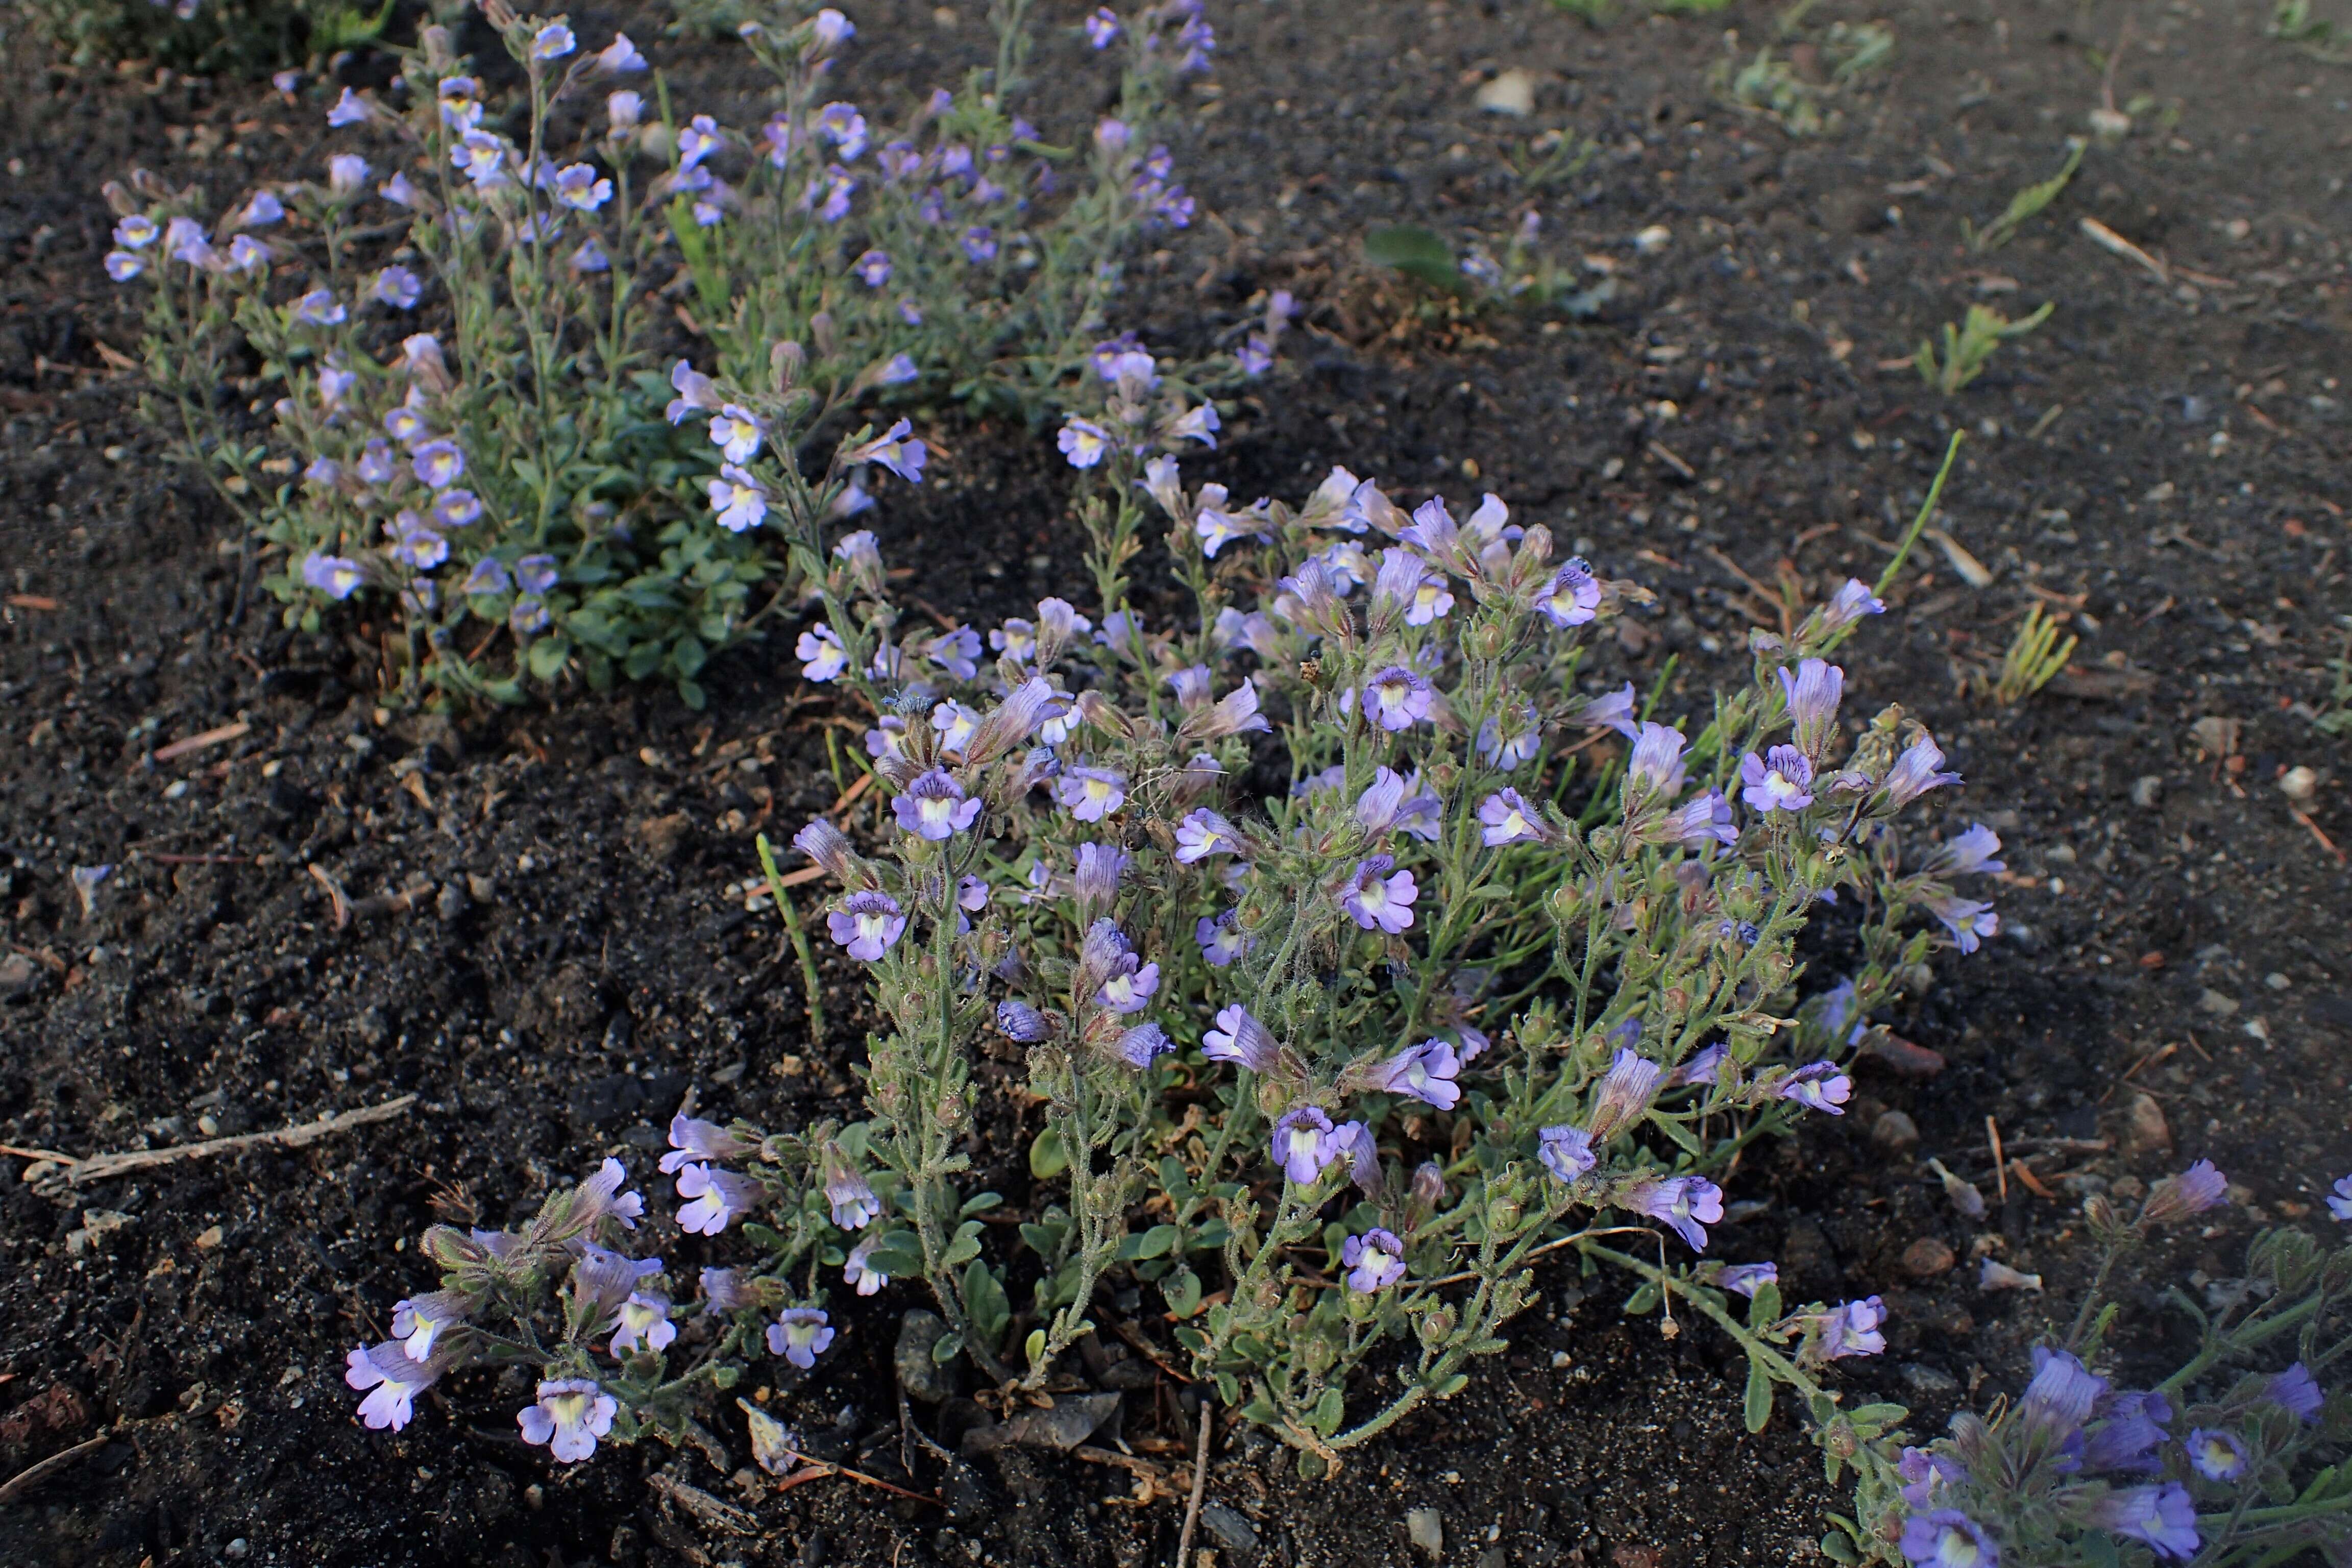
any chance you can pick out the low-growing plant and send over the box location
[9,0,379,73]
[1365,215,1615,317]
[103,0,1250,706]
[1963,140,2087,254]
[1914,302,2054,397]
[1712,7,1893,136]
[344,397,2028,1479]
[1988,601,2078,705]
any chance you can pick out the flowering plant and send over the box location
[15,0,333,73]
[106,0,1252,705]
[1800,1163,2352,1566]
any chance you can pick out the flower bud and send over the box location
[1418,1308,1455,1345]
[810,310,838,358]
[1410,1161,1445,1208]
[422,24,456,69]
[771,339,805,391]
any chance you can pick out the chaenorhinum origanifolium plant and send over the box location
[103,0,1253,706]
[347,421,2024,1480]
[1797,1162,2352,1566]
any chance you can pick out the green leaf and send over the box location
[1743,1355,1773,1433]
[930,1331,965,1365]
[1134,1224,1181,1260]
[1018,1222,1066,1258]
[740,1222,790,1254]
[942,1231,982,1268]
[1818,1531,1858,1565]
[866,1237,927,1278]
[964,1260,1011,1347]
[1433,1374,1469,1398]
[1029,1129,1069,1180]
[1163,1266,1204,1319]
[1746,1281,1783,1328]
[1024,1328,1047,1369]
[525,635,571,681]
[1311,1387,1345,1436]
[958,1191,1003,1217]
[1363,224,1463,292]
[1622,1281,1661,1315]
[676,677,706,710]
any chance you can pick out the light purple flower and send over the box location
[2143,1159,2231,1224]
[114,213,159,250]
[813,102,868,160]
[1056,416,1111,469]
[1627,1175,1723,1251]
[1371,1040,1461,1110]
[997,1001,1050,1043]
[707,464,769,532]
[1116,1022,1173,1068]
[1538,560,1601,628]
[369,265,422,309]
[609,1293,675,1355]
[893,769,983,840]
[453,131,510,188]
[596,32,647,74]
[2022,1345,2107,1433]
[675,1163,760,1235]
[1588,1048,1664,1140]
[552,163,612,211]
[411,438,465,489]
[1667,790,1738,848]
[1476,704,1541,770]
[434,489,483,529]
[798,624,848,681]
[1884,735,1962,806]
[520,1379,616,1463]
[1340,854,1417,934]
[1094,945,1160,1015]
[327,88,369,128]
[1195,909,1247,967]
[1203,1006,1276,1072]
[2266,1364,2322,1424]
[390,1290,472,1361]
[2331,1174,2352,1221]
[709,404,766,464]
[1342,1229,1406,1293]
[105,250,146,281]
[461,557,509,596]
[659,1116,749,1175]
[531,22,576,60]
[293,288,347,327]
[1717,1263,1778,1297]
[1479,788,1549,847]
[1627,722,1687,795]
[1778,1062,1852,1115]
[2086,1483,2200,1559]
[847,419,926,483]
[1821,578,1885,631]
[843,1238,888,1296]
[1927,824,2006,878]
[824,1163,880,1231]
[827,891,905,961]
[1057,766,1127,823]
[1084,6,1121,46]
[1812,1297,1888,1360]
[1361,666,1434,732]
[1537,1124,1597,1182]
[1740,745,1815,813]
[1237,336,1273,376]
[701,1267,751,1313]
[1167,403,1220,449]
[1926,895,1998,954]
[1272,1107,1340,1185]
[345,1341,439,1430]
[327,153,370,195]
[1899,1510,1999,1568]
[1778,659,1843,756]
[2186,1427,2249,1483]
[811,8,854,50]
[962,225,997,263]
[2085,1389,2174,1472]
[1174,808,1240,863]
[302,552,363,599]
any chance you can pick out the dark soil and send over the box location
[4,0,2349,1564]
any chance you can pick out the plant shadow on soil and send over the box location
[2,0,2348,1564]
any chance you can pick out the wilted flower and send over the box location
[1587,1048,1664,1141]
[1537,1124,1596,1182]
[2084,1389,2173,1472]
[1627,723,1687,795]
[828,891,906,961]
[2085,1484,2200,1559]
[1115,1022,1173,1068]
[520,1379,615,1462]
[768,1308,835,1368]
[2142,1159,2228,1224]
[1342,1229,1407,1293]
[997,1000,1050,1043]
[2266,1364,2322,1424]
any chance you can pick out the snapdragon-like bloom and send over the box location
[453,130,509,187]
[1717,1263,1778,1297]
[1479,788,1549,847]
[1538,560,1601,628]
[1093,943,1160,1015]
[1057,766,1127,823]
[345,1341,440,1430]
[677,113,722,169]
[1056,415,1111,469]
[293,288,347,327]
[2142,1159,2230,1223]
[892,769,983,840]
[609,1293,675,1355]
[462,557,510,596]
[519,1379,614,1464]
[1811,1296,1888,1359]
[1821,577,1886,631]
[843,1238,887,1295]
[996,1001,1050,1044]
[707,464,769,532]
[961,225,997,262]
[2087,1483,2200,1559]
[1536,1124,1597,1182]
[227,236,268,275]
[1195,909,1247,967]
[824,1163,880,1231]
[847,419,926,482]
[390,1290,472,1361]
[1588,1048,1664,1140]
[1172,808,1242,864]
[1341,855,1417,934]
[2267,1363,2322,1423]
[1925,895,1998,953]
[659,1116,749,1177]
[674,1163,760,1235]
[435,490,484,529]
[1627,1175,1723,1251]
[1084,6,1121,46]
[2186,1427,2249,1483]
[1927,823,2006,878]
[797,624,848,681]
[1778,658,1843,755]
[1669,790,1739,848]
[2022,1345,2106,1434]
[1342,1229,1407,1293]
[114,213,159,250]
[2084,1389,2174,1472]
[1740,745,1816,813]
[811,8,855,49]
[1884,734,1962,806]
[1361,665,1434,731]
[1272,1108,1341,1185]
[105,249,146,281]
[827,891,905,961]
[1778,1061,1852,1115]
[1627,722,1687,795]
[1116,1022,1173,1068]
[1899,1510,1999,1568]
[1476,703,1541,770]
[411,439,465,490]
[709,404,765,463]
[1203,1006,1276,1072]
[302,552,363,600]
[766,1307,836,1369]
[531,22,576,59]
[1373,1040,1461,1110]
[552,163,613,211]
[369,265,422,309]
[2331,1173,2352,1220]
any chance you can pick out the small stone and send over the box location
[2130,775,2164,810]
[225,1541,250,1561]
[2279,765,2319,803]
[355,1007,393,1047]
[1474,68,1536,115]
[1405,1506,1444,1559]
[635,812,691,863]
[2121,1091,2171,1156]
[0,951,42,1000]
[1870,1110,1920,1148]
[2196,989,2238,1017]
[895,1310,955,1404]
[2265,972,2292,991]
[1200,1502,1262,1558]
[1900,1362,1960,1394]
[1632,224,1671,255]
[466,873,497,903]
[1900,1237,1956,1278]
[436,880,471,922]
[195,1225,225,1249]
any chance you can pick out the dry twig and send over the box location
[13,1096,416,1191]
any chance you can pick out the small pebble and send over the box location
[2130,775,2164,810]
[2278,765,2318,803]
[1870,1110,1920,1149]
[2121,1093,2171,1156]
[1900,1237,1957,1278]
[1200,1502,1262,1557]
[1900,1363,1960,1394]
[1406,1506,1444,1559]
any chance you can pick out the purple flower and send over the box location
[1927,824,2006,877]
[1537,1124,1597,1182]
[1173,808,1240,864]
[1340,854,1417,934]
[707,404,766,465]
[1057,416,1111,469]
[892,769,983,840]
[1371,1040,1461,1110]
[852,247,892,287]
[659,1114,750,1174]
[390,1290,473,1361]
[1740,745,1816,813]
[105,250,146,281]
[370,265,422,308]
[452,131,510,188]
[1361,666,1434,731]
[530,22,576,60]
[1538,560,1601,628]
[1084,6,1121,46]
[1778,658,1843,755]
[1671,1044,1728,1088]
[293,288,347,326]
[1821,578,1886,631]
[707,464,769,532]
[1899,1510,1999,1568]
[1094,943,1160,1015]
[1272,1107,1341,1185]
[345,1341,440,1430]
[797,624,848,682]
[327,88,369,128]
[1778,1061,1852,1115]
[520,1379,615,1463]
[1588,1048,1664,1140]
[1627,722,1687,795]
[2186,1427,2250,1483]
[1717,1263,1778,1297]
[767,1308,836,1369]
[1479,789,1549,847]
[596,32,647,74]
[813,102,868,160]
[700,1266,751,1313]
[847,420,926,483]
[1667,790,1738,848]
[993,1000,1051,1046]
[1884,735,1962,806]
[1627,1175,1724,1251]
[411,438,465,490]
[1167,403,1220,449]
[962,225,997,263]
[1898,1447,1967,1509]
[1238,337,1273,376]
[2143,1159,2230,1224]
[114,213,159,250]
[2331,1173,2352,1221]
[1057,766,1127,822]
[302,552,363,600]
[2266,1363,2322,1423]
[1925,895,1999,954]
[462,557,509,596]
[2087,1483,2200,1560]
[824,1163,880,1231]
[2085,1389,2174,1472]
[843,1238,888,1296]
[1203,1006,1276,1072]
[1115,1022,1173,1068]
[1342,1229,1407,1293]
[675,1163,761,1235]
[2022,1346,2108,1434]
[609,1292,676,1356]
[811,8,854,50]
[1475,703,1540,770]
[1195,909,1247,967]
[827,891,906,961]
